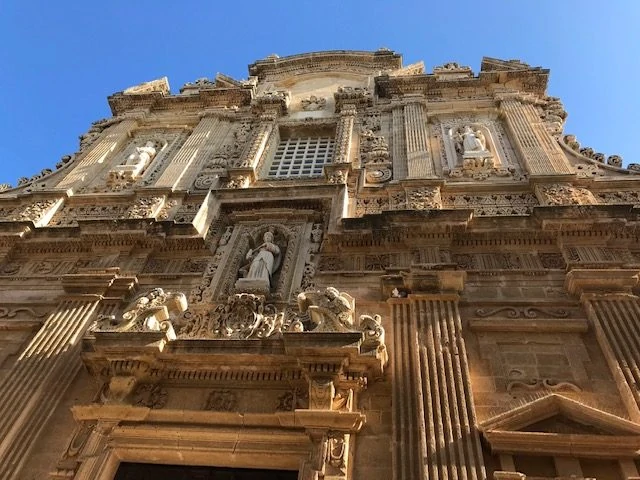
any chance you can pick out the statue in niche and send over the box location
[123,141,158,168]
[235,230,282,294]
[447,125,499,178]
[109,140,162,182]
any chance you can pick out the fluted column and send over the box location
[0,271,137,480]
[392,104,408,179]
[334,105,356,164]
[500,97,573,175]
[404,101,436,178]
[57,118,139,189]
[390,271,485,480]
[157,115,231,189]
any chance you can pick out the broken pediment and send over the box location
[481,394,640,457]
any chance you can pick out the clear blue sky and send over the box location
[1,1,638,185]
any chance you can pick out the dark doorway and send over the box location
[114,463,298,480]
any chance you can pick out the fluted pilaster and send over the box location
[500,98,572,175]
[404,102,435,178]
[157,115,231,189]
[0,272,136,480]
[391,288,485,479]
[567,269,640,422]
[392,105,407,179]
[57,119,139,189]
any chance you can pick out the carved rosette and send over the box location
[300,95,327,111]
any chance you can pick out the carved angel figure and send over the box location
[93,287,187,337]
[297,287,355,331]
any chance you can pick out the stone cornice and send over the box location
[108,87,253,117]
[375,62,549,99]
[248,49,402,81]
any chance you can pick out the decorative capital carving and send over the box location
[251,90,290,115]
[334,86,372,112]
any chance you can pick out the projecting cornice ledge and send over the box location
[342,208,473,234]
[565,269,640,297]
[532,204,640,232]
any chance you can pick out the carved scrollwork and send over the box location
[474,306,570,318]
[507,378,581,394]
[179,293,288,339]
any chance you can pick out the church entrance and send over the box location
[114,463,298,480]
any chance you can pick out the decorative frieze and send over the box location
[535,183,597,206]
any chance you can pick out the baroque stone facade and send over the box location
[1,49,640,480]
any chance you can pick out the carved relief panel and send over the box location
[82,130,188,193]
[432,115,524,181]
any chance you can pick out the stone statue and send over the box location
[235,230,282,294]
[297,287,355,332]
[246,231,281,283]
[124,141,158,169]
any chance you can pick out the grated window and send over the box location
[267,137,335,178]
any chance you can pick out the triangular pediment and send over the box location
[481,394,640,436]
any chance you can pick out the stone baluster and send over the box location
[403,101,436,178]
[334,105,357,164]
[0,271,137,480]
[566,269,640,422]
[156,114,232,190]
[392,104,408,179]
[56,118,139,189]
[389,270,485,480]
[499,97,573,176]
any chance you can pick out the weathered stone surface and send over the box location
[1,50,640,479]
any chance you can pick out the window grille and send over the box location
[267,137,335,178]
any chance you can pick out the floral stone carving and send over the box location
[301,95,327,111]
[179,293,287,339]
[536,183,597,206]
